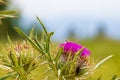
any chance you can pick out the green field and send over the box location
[79,38,120,80]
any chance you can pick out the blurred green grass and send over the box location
[0,38,120,80]
[79,39,120,80]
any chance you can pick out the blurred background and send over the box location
[1,0,120,41]
[0,0,120,79]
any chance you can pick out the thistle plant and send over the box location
[0,40,40,80]
[59,41,91,79]
[0,17,114,80]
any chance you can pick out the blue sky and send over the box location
[11,0,120,41]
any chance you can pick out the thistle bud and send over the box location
[59,41,91,77]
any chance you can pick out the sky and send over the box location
[11,0,120,41]
[13,0,120,18]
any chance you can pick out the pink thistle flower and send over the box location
[60,41,90,57]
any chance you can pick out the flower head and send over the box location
[60,41,90,57]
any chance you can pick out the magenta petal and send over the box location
[80,48,91,57]
[60,42,90,57]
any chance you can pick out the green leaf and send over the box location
[26,60,35,73]
[36,16,48,35]
[34,37,43,51]
[44,32,54,62]
[29,26,35,39]
[14,27,46,55]
[49,32,54,36]
[0,72,16,80]
[3,63,13,68]
[46,35,50,53]
[0,11,16,18]
[18,53,23,67]
[36,17,54,61]
[9,52,18,67]
[0,11,16,15]
[42,68,52,75]
[73,47,84,62]
[0,64,11,70]
[54,48,63,62]
[37,17,53,53]
[60,62,74,72]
